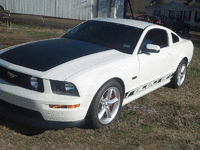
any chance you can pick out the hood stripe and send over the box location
[0,38,110,71]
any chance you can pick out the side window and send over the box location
[172,33,179,43]
[140,29,168,52]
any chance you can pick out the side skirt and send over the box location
[122,79,171,106]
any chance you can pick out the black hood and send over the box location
[0,38,110,71]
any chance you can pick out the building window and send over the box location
[184,11,191,21]
[154,10,161,16]
[195,11,200,22]
[170,11,182,20]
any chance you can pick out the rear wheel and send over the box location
[170,59,187,88]
[86,79,123,129]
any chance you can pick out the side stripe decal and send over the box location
[124,72,175,98]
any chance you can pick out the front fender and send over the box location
[66,56,139,112]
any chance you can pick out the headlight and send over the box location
[50,80,79,97]
[30,76,39,90]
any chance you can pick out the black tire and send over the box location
[0,5,4,18]
[170,59,187,88]
[86,79,123,129]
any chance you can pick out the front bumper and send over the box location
[0,78,87,129]
[0,99,85,129]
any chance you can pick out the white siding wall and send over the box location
[0,0,124,20]
[186,8,200,27]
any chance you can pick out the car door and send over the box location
[137,28,173,87]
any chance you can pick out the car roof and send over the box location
[91,18,157,29]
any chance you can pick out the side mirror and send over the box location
[146,44,160,53]
[66,28,72,33]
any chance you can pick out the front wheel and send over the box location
[86,79,123,129]
[170,59,187,88]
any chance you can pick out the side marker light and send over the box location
[49,104,80,109]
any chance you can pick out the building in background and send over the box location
[187,2,200,27]
[146,1,188,20]
[124,0,186,17]
[0,0,199,28]
[146,1,200,28]
[0,0,124,20]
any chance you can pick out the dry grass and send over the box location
[0,23,65,49]
[0,22,200,150]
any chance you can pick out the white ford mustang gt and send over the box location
[0,18,193,129]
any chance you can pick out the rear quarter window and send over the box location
[172,33,179,43]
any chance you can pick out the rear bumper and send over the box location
[0,99,85,129]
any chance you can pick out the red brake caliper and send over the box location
[109,92,115,111]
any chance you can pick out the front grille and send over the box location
[0,65,44,92]
[0,99,44,120]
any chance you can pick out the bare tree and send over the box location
[123,0,134,19]
[151,0,164,5]
[184,0,193,5]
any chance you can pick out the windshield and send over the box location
[61,20,143,54]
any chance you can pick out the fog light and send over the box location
[30,76,39,89]
[49,104,80,109]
